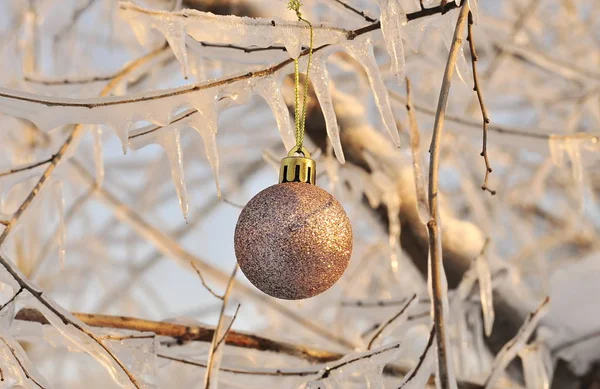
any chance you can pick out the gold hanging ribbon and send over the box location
[287,1,314,152]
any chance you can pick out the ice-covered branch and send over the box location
[484,297,550,389]
[0,254,142,387]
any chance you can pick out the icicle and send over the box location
[406,87,429,224]
[379,0,407,85]
[485,297,550,389]
[158,130,188,221]
[256,78,295,151]
[312,54,344,163]
[325,144,340,192]
[157,20,189,78]
[475,251,494,337]
[53,180,66,270]
[119,2,349,62]
[519,342,550,389]
[189,115,221,197]
[345,38,401,147]
[92,125,105,188]
[564,138,584,209]
[107,119,133,155]
[548,135,565,166]
[371,171,401,272]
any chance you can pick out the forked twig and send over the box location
[204,265,238,389]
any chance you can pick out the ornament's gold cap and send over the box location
[279,146,316,185]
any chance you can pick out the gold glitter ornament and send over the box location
[234,147,353,300]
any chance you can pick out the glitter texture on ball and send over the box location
[234,182,353,300]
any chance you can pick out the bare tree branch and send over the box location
[427,2,470,388]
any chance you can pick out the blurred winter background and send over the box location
[0,0,598,388]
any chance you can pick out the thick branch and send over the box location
[426,3,470,387]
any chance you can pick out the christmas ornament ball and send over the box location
[234,182,353,300]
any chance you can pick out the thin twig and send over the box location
[0,288,24,312]
[427,2,470,388]
[466,11,495,195]
[398,326,435,388]
[100,334,156,341]
[157,354,316,376]
[191,262,224,300]
[214,304,241,351]
[389,90,556,141]
[328,0,377,22]
[0,156,54,178]
[24,74,116,86]
[53,0,98,43]
[205,265,238,389]
[318,343,401,379]
[0,336,46,388]
[367,294,417,349]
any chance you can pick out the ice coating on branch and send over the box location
[519,342,551,389]
[548,134,600,210]
[0,327,48,389]
[129,108,221,199]
[157,130,189,220]
[378,0,407,85]
[0,284,16,329]
[204,314,234,389]
[346,38,400,147]
[119,2,349,63]
[92,126,105,187]
[155,20,189,78]
[484,297,550,389]
[256,77,295,151]
[475,249,494,337]
[426,221,457,389]
[312,54,345,163]
[53,179,66,269]
[0,82,228,194]
[29,295,147,388]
